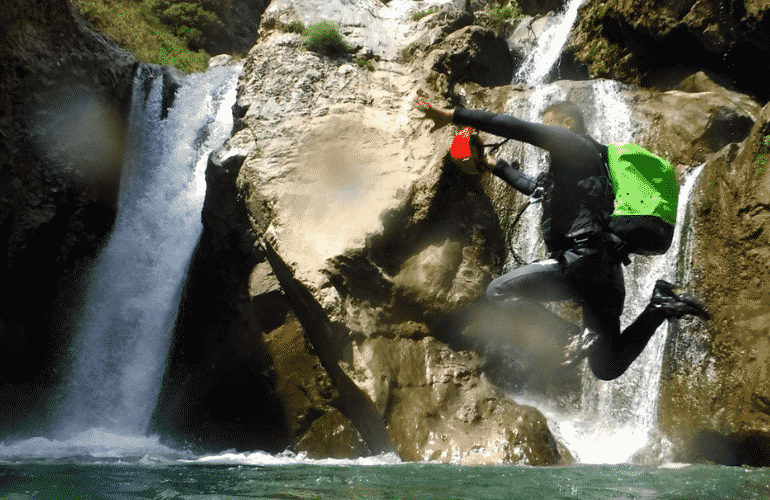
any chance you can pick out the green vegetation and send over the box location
[354,57,375,71]
[587,38,621,76]
[412,7,439,21]
[284,20,306,34]
[484,2,523,30]
[72,0,209,73]
[150,0,231,51]
[303,21,353,56]
[754,134,770,176]
[400,42,419,63]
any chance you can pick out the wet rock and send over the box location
[208,54,236,68]
[430,26,516,87]
[296,409,369,459]
[657,101,770,462]
[347,336,568,464]
[0,0,135,433]
[566,0,770,102]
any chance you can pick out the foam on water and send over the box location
[187,450,403,466]
[0,429,190,461]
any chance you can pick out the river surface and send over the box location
[2,458,769,499]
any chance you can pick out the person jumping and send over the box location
[417,98,709,381]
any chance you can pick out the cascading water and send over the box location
[554,81,703,463]
[492,0,707,464]
[513,0,587,85]
[48,63,240,443]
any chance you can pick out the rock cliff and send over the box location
[162,0,770,465]
[4,0,769,466]
[0,0,136,435]
[566,0,770,102]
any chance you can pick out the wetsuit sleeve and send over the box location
[453,108,597,177]
[492,159,537,196]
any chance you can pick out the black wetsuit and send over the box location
[453,108,669,381]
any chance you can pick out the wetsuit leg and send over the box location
[486,258,575,302]
[571,249,669,381]
[483,259,583,362]
[587,303,669,381]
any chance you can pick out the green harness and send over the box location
[606,144,678,226]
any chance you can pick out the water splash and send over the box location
[52,64,240,439]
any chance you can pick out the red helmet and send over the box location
[450,127,483,175]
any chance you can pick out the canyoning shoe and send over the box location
[651,280,711,320]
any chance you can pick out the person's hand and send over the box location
[416,98,453,131]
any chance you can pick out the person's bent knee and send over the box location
[588,352,625,381]
[485,279,506,301]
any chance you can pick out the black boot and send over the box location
[651,280,710,320]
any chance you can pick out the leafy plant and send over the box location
[150,0,225,50]
[284,20,306,34]
[484,1,523,30]
[354,57,374,71]
[412,7,439,21]
[303,21,353,55]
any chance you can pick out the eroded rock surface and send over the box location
[657,101,770,466]
[185,2,575,463]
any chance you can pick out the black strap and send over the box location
[483,138,511,155]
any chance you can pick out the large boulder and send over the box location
[151,132,367,455]
[0,0,136,435]
[189,3,574,462]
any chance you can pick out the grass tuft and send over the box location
[303,21,353,56]
[412,8,439,21]
[284,20,306,34]
[484,2,523,30]
[354,57,374,71]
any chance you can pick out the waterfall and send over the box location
[53,63,240,439]
[513,0,587,85]
[494,0,705,462]
[558,82,704,463]
[564,164,705,464]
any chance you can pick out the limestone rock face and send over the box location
[192,0,574,463]
[0,0,135,433]
[428,26,516,87]
[261,0,466,61]
[349,336,567,464]
[151,134,355,453]
[566,0,770,102]
[657,101,770,466]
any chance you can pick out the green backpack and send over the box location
[604,143,679,255]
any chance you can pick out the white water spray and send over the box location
[514,0,587,85]
[52,64,240,440]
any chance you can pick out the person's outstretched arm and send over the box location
[452,108,597,176]
[491,159,539,196]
